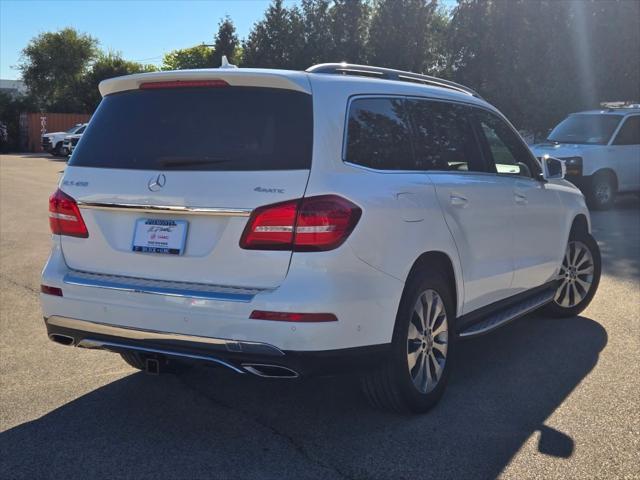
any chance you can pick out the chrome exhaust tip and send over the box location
[49,334,75,346]
[242,363,299,379]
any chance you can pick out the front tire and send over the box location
[587,172,616,210]
[49,142,62,157]
[544,230,601,318]
[360,268,455,413]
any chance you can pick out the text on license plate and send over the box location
[132,218,188,255]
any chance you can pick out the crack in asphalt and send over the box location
[0,275,39,296]
[174,375,357,480]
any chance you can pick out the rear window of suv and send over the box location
[70,87,313,170]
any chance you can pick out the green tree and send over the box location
[19,27,98,112]
[241,0,306,69]
[368,0,445,74]
[162,44,215,70]
[301,0,334,65]
[330,0,370,63]
[448,0,639,135]
[81,52,157,111]
[212,17,240,66]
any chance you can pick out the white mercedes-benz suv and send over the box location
[41,63,601,413]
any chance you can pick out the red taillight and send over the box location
[139,80,229,89]
[240,195,361,252]
[48,189,88,238]
[41,285,63,296]
[250,310,337,322]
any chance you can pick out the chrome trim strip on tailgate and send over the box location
[63,269,266,303]
[46,315,285,356]
[77,201,252,217]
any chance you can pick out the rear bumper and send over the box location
[44,315,390,377]
[41,237,404,352]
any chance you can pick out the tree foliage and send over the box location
[329,0,370,63]
[81,53,157,111]
[212,17,240,66]
[8,1,640,138]
[242,0,306,68]
[368,0,441,73]
[448,0,640,134]
[162,44,215,70]
[19,28,98,112]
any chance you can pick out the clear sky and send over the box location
[0,0,299,80]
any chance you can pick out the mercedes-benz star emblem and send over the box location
[147,173,166,192]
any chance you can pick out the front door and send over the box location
[474,109,565,291]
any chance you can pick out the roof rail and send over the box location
[306,63,481,98]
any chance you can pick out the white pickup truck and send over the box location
[531,107,640,209]
[42,124,87,157]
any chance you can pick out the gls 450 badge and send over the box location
[62,180,89,187]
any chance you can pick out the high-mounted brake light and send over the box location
[240,195,361,251]
[139,80,229,89]
[49,189,88,238]
[250,310,337,322]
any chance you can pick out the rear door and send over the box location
[408,99,517,314]
[60,84,313,289]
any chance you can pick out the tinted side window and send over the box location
[613,116,640,145]
[345,98,414,170]
[475,110,537,178]
[409,100,483,172]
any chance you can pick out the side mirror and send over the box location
[541,155,565,180]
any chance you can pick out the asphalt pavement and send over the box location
[0,153,638,479]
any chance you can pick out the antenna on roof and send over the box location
[220,55,238,69]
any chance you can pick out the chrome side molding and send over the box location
[77,201,251,217]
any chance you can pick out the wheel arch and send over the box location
[406,251,459,317]
[570,213,590,236]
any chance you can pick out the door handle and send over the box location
[514,192,528,205]
[450,194,468,207]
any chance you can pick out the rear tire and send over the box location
[587,172,616,210]
[360,268,455,413]
[544,230,601,318]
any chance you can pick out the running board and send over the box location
[458,288,555,338]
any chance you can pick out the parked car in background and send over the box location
[42,124,87,157]
[531,107,640,209]
[41,64,600,413]
[0,121,7,150]
[61,132,83,157]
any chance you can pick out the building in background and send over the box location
[0,79,28,97]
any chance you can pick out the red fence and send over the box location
[20,113,91,152]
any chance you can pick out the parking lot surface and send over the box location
[1,153,638,479]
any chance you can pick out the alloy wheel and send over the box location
[555,241,595,308]
[407,289,449,394]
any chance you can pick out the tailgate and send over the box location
[59,83,313,289]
